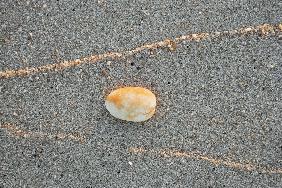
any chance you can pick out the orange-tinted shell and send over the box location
[105,87,156,122]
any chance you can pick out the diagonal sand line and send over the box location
[0,123,85,143]
[1,122,281,174]
[128,147,282,174]
[1,23,281,79]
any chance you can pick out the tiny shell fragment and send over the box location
[105,87,156,122]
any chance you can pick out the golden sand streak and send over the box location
[0,123,85,143]
[0,23,281,79]
[128,147,282,174]
[128,147,146,154]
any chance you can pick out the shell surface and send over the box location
[105,87,156,122]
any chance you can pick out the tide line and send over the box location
[0,123,85,143]
[0,23,281,79]
[128,147,282,174]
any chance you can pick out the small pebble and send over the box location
[105,87,156,122]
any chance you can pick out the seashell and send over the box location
[105,87,156,122]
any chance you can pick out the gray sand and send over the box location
[1,0,282,187]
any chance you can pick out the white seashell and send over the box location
[105,87,156,122]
